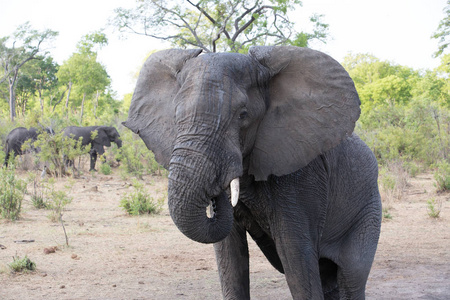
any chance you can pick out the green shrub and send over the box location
[43,178,73,222]
[120,180,163,215]
[0,165,27,220]
[27,171,48,209]
[427,198,443,218]
[118,130,165,179]
[434,160,450,192]
[34,131,89,177]
[8,255,36,273]
[382,207,393,220]
[99,161,112,175]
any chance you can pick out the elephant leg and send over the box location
[4,154,9,167]
[334,207,381,300]
[274,229,323,300]
[90,152,97,171]
[214,220,250,300]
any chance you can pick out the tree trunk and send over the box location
[65,81,72,110]
[8,71,18,122]
[39,86,44,114]
[80,92,86,124]
[94,90,99,118]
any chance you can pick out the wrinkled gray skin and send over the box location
[4,127,54,167]
[63,126,122,171]
[124,46,382,299]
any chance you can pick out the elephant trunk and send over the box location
[115,138,122,148]
[168,149,235,244]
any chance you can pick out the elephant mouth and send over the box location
[208,177,239,218]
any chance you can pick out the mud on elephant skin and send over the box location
[63,126,122,171]
[123,46,382,299]
[4,126,54,167]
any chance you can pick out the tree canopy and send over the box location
[0,22,58,121]
[432,0,450,57]
[110,0,329,53]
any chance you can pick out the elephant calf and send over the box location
[63,126,122,171]
[4,127,54,167]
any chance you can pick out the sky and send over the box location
[0,0,447,99]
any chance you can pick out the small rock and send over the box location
[44,246,57,254]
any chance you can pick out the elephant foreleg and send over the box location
[90,152,97,171]
[214,221,250,300]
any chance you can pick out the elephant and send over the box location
[123,46,382,299]
[62,126,122,171]
[4,127,54,167]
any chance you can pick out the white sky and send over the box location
[0,0,447,99]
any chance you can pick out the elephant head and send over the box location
[123,46,360,244]
[92,126,122,155]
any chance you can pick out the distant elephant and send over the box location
[63,126,122,171]
[123,46,382,299]
[4,127,54,167]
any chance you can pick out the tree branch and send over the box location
[232,5,276,42]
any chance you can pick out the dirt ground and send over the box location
[0,165,449,300]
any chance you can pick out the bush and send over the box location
[34,131,89,177]
[44,178,73,222]
[8,255,36,273]
[434,160,450,192]
[0,165,27,220]
[99,160,112,175]
[27,171,48,209]
[120,180,164,215]
[118,130,164,178]
[427,198,443,218]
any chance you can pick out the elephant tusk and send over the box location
[230,178,239,207]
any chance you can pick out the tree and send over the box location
[342,54,417,113]
[0,22,58,121]
[432,0,450,57]
[110,0,328,53]
[12,55,59,115]
[56,32,110,122]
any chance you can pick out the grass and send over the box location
[8,255,36,273]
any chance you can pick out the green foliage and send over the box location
[0,165,27,220]
[33,131,89,176]
[431,0,450,57]
[357,98,449,168]
[118,130,164,178]
[111,0,328,53]
[27,171,47,209]
[426,198,443,218]
[99,160,112,175]
[433,160,450,192]
[43,178,73,222]
[8,255,36,273]
[120,180,163,215]
[382,207,392,220]
[0,22,58,122]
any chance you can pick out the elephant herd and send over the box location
[3,125,122,171]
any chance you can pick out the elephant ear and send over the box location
[248,46,361,181]
[122,49,202,168]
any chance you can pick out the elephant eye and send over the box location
[239,110,248,120]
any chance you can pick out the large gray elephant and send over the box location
[4,127,54,167]
[123,46,382,299]
[63,126,122,171]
